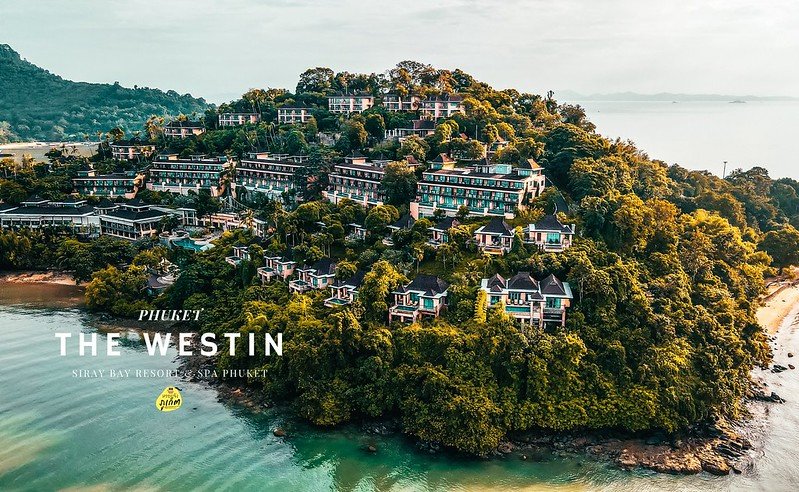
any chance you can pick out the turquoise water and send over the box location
[1,303,798,491]
[173,238,212,252]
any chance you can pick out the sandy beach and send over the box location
[0,271,79,286]
[758,270,799,334]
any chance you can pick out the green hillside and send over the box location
[0,44,210,143]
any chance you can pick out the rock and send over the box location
[497,441,514,454]
[732,465,743,474]
[701,456,731,476]
[791,364,796,370]
[646,432,666,445]
[789,352,794,358]
[366,444,377,453]
[520,454,527,460]
[273,428,286,437]
[772,364,788,373]
[651,454,703,474]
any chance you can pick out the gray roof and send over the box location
[391,214,416,229]
[506,272,539,291]
[540,274,567,296]
[431,217,459,231]
[334,270,366,289]
[104,209,167,221]
[308,258,336,276]
[479,217,513,235]
[533,214,573,233]
[401,274,448,296]
[0,205,95,216]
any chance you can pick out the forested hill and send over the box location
[0,44,210,143]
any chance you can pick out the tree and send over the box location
[380,161,417,206]
[398,136,429,162]
[364,205,399,235]
[364,113,386,142]
[473,289,487,323]
[760,224,799,271]
[296,67,334,94]
[358,260,407,322]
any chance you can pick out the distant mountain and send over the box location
[0,44,211,143]
[556,90,799,103]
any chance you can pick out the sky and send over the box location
[1,0,798,104]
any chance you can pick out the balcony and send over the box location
[324,296,352,308]
[288,279,311,293]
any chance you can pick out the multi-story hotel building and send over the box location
[0,196,98,233]
[419,94,465,119]
[384,119,436,140]
[97,198,172,241]
[323,153,386,208]
[277,106,313,124]
[479,272,572,327]
[414,158,546,218]
[147,154,230,197]
[164,120,205,138]
[389,274,449,323]
[382,93,421,112]
[327,95,374,114]
[110,139,156,162]
[72,168,143,198]
[218,113,260,127]
[235,152,310,201]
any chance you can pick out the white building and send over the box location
[480,272,572,327]
[110,139,156,162]
[164,121,205,138]
[327,95,374,114]
[382,94,421,112]
[218,113,260,127]
[0,196,98,233]
[277,106,313,124]
[419,94,464,119]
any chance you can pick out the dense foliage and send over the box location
[0,44,209,142]
[5,59,799,456]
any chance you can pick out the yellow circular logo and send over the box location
[155,386,183,412]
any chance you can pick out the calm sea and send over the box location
[1,299,798,490]
[567,100,799,180]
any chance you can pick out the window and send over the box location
[423,298,434,309]
[546,298,561,309]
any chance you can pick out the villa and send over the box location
[474,217,515,254]
[110,139,156,162]
[524,214,576,252]
[235,152,310,201]
[147,154,230,197]
[277,106,313,124]
[225,245,251,266]
[0,196,98,233]
[347,223,368,241]
[382,93,421,112]
[97,198,172,241]
[479,272,572,327]
[164,121,205,138]
[258,254,297,283]
[289,258,337,293]
[327,94,374,114]
[427,217,460,248]
[324,153,386,207]
[414,158,546,218]
[324,270,366,307]
[218,113,260,127]
[389,274,449,323]
[419,94,464,119]
[384,120,436,140]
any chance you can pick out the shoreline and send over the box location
[0,270,81,286]
[2,272,798,477]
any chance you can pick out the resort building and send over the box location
[324,270,366,308]
[382,94,422,112]
[164,120,205,138]
[277,106,313,124]
[218,113,260,127]
[235,152,310,201]
[427,217,460,248]
[523,214,576,252]
[0,196,98,233]
[225,245,251,266]
[474,217,515,254]
[347,223,368,241]
[258,254,297,283]
[389,274,449,323]
[72,169,143,198]
[97,198,172,241]
[289,258,337,293]
[479,272,573,327]
[324,154,386,208]
[414,158,546,218]
[419,94,464,119]
[384,120,436,140]
[147,154,230,197]
[110,139,156,162]
[327,94,374,114]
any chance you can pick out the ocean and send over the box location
[563,100,799,180]
[1,297,798,491]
